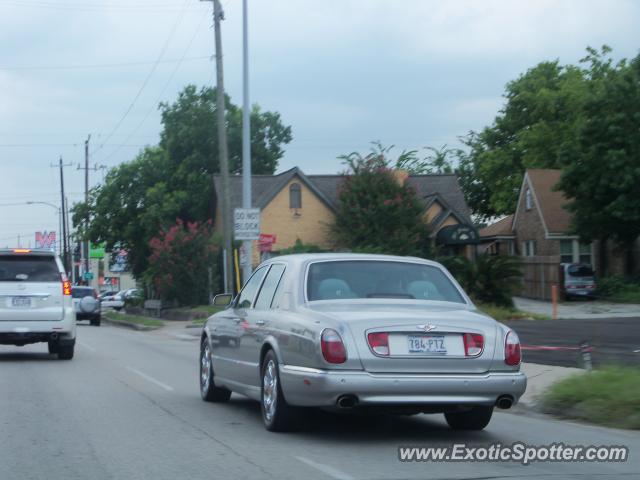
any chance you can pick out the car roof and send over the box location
[0,248,57,257]
[261,252,441,268]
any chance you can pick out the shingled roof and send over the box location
[479,215,514,238]
[517,169,572,234]
[214,167,472,224]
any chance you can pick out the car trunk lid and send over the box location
[309,301,497,374]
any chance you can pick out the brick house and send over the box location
[213,167,478,265]
[481,169,640,298]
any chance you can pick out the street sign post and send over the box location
[83,272,94,281]
[234,208,260,240]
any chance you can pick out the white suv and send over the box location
[0,249,76,359]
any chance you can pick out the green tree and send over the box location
[332,150,431,257]
[73,85,292,278]
[456,55,590,218]
[557,51,640,274]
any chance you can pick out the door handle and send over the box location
[256,320,266,326]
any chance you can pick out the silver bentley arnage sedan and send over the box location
[199,253,526,432]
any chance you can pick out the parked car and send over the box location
[560,263,597,299]
[199,253,526,432]
[0,248,76,359]
[100,291,124,310]
[71,286,101,326]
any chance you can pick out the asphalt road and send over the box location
[1,323,638,480]
[509,316,640,368]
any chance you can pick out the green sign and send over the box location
[83,272,94,281]
[90,243,105,259]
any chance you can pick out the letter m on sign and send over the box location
[35,231,57,250]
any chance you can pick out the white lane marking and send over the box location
[77,341,96,352]
[125,366,174,392]
[295,456,354,480]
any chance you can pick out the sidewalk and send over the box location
[514,296,640,319]
[519,362,584,407]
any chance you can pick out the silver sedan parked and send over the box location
[200,253,526,432]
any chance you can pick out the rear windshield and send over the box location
[568,265,594,277]
[307,260,465,303]
[0,255,60,282]
[72,288,94,298]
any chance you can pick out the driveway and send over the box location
[514,296,640,319]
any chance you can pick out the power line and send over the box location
[90,0,192,157]
[2,1,199,13]
[97,10,210,165]
[0,55,210,71]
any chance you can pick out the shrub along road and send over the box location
[508,316,640,368]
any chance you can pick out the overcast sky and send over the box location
[0,0,638,247]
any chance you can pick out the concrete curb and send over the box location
[102,316,161,331]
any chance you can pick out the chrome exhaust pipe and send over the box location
[496,395,514,409]
[336,395,358,409]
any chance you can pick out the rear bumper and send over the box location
[75,311,100,320]
[279,365,527,407]
[0,308,76,345]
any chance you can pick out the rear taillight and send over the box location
[321,329,347,364]
[367,332,389,356]
[61,274,72,296]
[463,333,484,356]
[505,330,521,365]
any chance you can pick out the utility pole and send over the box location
[51,157,72,274]
[202,0,233,293]
[84,135,90,278]
[241,0,253,283]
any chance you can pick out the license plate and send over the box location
[407,335,446,354]
[11,297,32,308]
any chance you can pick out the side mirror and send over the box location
[213,293,234,307]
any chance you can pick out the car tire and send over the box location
[57,345,74,360]
[200,338,231,402]
[261,350,300,432]
[444,406,493,431]
[114,307,122,312]
[48,341,59,355]
[90,316,101,326]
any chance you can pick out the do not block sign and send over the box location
[234,208,260,240]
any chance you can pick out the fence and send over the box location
[519,255,560,300]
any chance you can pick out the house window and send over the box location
[522,240,537,257]
[560,240,573,263]
[525,189,532,210]
[289,183,301,209]
[579,242,592,265]
[558,240,593,265]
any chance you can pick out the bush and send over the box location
[331,151,431,257]
[440,255,522,307]
[147,220,219,306]
[277,239,326,255]
[596,275,640,302]
[596,275,628,297]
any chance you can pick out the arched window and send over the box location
[289,183,301,209]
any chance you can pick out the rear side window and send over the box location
[254,264,286,310]
[0,255,60,282]
[72,288,94,299]
[568,265,594,277]
[236,266,268,309]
